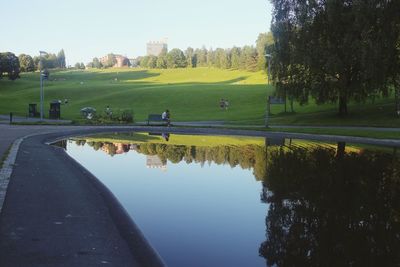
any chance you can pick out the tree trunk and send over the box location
[284,90,287,113]
[394,79,400,117]
[336,142,346,159]
[290,98,294,113]
[338,95,348,116]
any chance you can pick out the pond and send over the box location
[62,132,400,267]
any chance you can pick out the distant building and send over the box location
[147,40,168,56]
[99,54,130,68]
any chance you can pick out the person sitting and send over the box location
[162,109,171,126]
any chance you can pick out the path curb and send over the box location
[0,137,22,213]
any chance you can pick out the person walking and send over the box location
[219,98,225,110]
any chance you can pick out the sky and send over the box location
[1,0,272,65]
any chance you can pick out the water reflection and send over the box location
[67,133,400,267]
[259,144,400,266]
[72,134,269,179]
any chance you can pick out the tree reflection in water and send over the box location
[259,144,400,267]
[73,138,269,179]
[71,137,400,266]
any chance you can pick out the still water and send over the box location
[63,132,400,267]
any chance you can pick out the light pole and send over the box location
[39,51,48,121]
[265,54,272,127]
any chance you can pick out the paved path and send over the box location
[1,124,400,266]
[0,127,167,267]
[0,114,72,124]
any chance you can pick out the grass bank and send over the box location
[1,67,399,127]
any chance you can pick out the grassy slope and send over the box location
[0,68,270,122]
[0,67,399,127]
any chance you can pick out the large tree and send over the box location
[57,49,66,68]
[230,47,241,69]
[0,52,20,80]
[195,46,208,67]
[18,54,35,72]
[104,53,117,68]
[156,48,168,69]
[270,0,400,116]
[92,57,102,68]
[256,32,274,71]
[185,47,195,68]
[166,48,187,68]
[240,46,258,71]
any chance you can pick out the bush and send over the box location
[118,109,134,123]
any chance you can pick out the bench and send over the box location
[147,114,168,125]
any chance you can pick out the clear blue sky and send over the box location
[1,0,272,65]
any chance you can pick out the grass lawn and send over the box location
[1,67,399,127]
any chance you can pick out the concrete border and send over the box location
[0,137,22,214]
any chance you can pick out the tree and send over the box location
[104,53,116,68]
[57,49,66,68]
[75,62,85,69]
[270,0,400,116]
[156,55,167,69]
[215,48,230,69]
[207,48,216,67]
[92,57,102,68]
[230,47,241,69]
[156,48,168,69]
[140,56,149,68]
[18,54,35,72]
[147,55,157,68]
[256,32,274,71]
[166,48,187,68]
[195,46,208,67]
[0,52,20,80]
[240,46,257,71]
[185,47,197,68]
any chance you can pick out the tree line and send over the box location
[0,49,66,80]
[138,33,273,71]
[269,0,400,115]
[87,33,273,72]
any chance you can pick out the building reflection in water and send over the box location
[146,155,167,171]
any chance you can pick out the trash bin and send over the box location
[28,103,38,117]
[49,101,61,119]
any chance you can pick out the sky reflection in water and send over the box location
[63,133,400,267]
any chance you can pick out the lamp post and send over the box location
[265,54,272,127]
[39,51,48,121]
